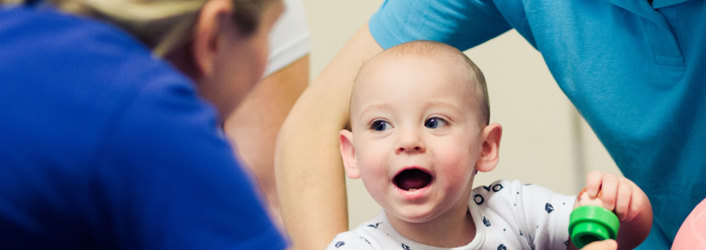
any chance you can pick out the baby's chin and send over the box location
[387,205,439,224]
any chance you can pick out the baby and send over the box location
[329,41,652,249]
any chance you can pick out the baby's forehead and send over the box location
[359,50,466,78]
[352,57,477,106]
[354,52,475,93]
[349,41,489,125]
[369,49,460,68]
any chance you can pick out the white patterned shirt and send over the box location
[328,180,576,250]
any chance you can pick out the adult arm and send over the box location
[224,55,309,227]
[275,23,382,250]
[223,0,310,227]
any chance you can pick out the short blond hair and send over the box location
[1,0,273,56]
[353,40,490,125]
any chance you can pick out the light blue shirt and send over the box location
[370,0,705,248]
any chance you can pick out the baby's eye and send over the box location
[424,117,447,129]
[370,120,390,131]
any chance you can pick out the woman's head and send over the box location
[35,0,278,56]
[176,0,283,120]
[3,0,283,119]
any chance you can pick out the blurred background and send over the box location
[298,0,622,228]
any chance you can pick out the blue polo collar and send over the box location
[602,0,691,30]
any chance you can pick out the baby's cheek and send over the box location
[436,146,470,166]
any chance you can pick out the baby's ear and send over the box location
[475,123,502,173]
[339,130,360,178]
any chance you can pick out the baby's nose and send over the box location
[396,132,425,154]
[397,145,424,153]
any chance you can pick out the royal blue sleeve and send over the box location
[91,69,286,249]
[369,0,512,51]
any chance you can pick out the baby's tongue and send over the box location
[394,169,432,191]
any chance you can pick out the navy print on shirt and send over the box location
[498,244,507,250]
[335,241,345,248]
[359,236,371,245]
[483,185,491,191]
[401,242,411,250]
[474,194,484,205]
[483,216,491,227]
[545,203,554,213]
[367,222,381,229]
[492,183,503,192]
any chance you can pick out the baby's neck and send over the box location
[388,208,476,247]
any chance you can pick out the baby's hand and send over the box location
[578,171,647,222]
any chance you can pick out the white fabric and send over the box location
[329,180,577,250]
[263,0,310,77]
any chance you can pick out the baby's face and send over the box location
[347,55,485,224]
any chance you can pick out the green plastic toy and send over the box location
[569,206,620,248]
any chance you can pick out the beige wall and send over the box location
[299,0,621,229]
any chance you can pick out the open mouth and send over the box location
[393,168,433,191]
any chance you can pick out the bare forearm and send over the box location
[225,56,309,227]
[274,23,383,250]
[275,85,350,249]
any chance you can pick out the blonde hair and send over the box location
[354,40,491,125]
[1,0,271,56]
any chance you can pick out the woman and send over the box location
[0,0,285,249]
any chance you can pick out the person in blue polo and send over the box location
[276,0,705,249]
[0,0,287,249]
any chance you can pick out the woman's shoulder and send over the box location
[0,6,217,166]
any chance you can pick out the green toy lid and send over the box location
[569,205,620,249]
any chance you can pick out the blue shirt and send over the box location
[370,0,705,248]
[0,7,286,249]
